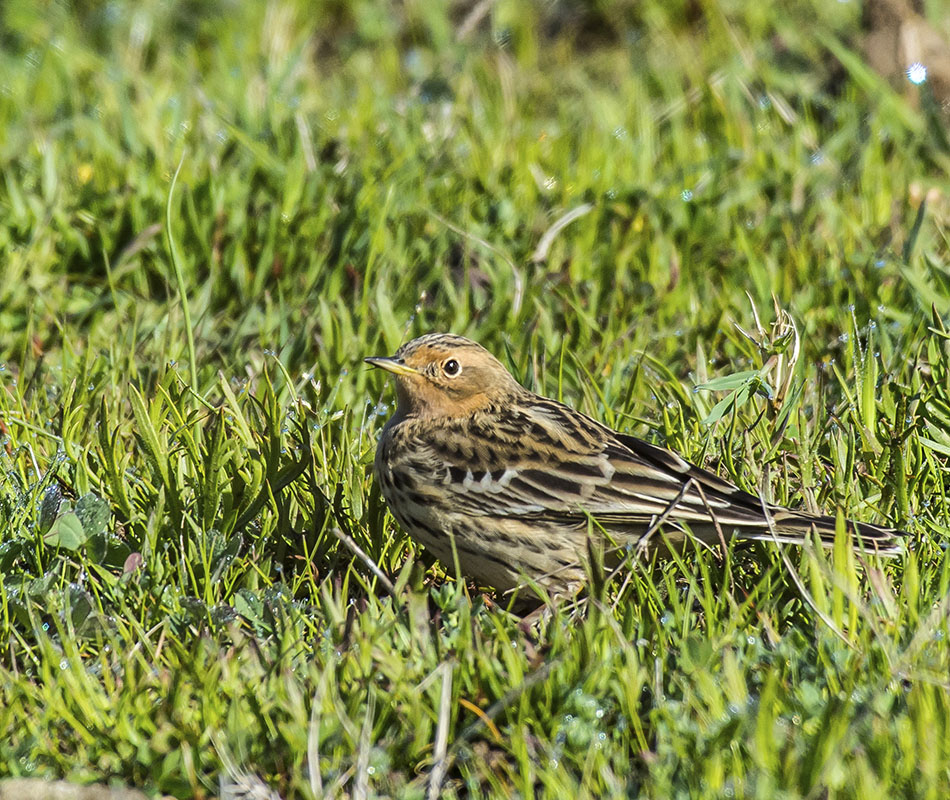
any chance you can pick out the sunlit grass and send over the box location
[1,0,949,796]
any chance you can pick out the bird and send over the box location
[365,333,906,599]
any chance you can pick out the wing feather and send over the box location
[411,394,903,552]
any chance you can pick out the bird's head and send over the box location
[365,333,521,419]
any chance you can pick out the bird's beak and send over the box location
[363,356,419,377]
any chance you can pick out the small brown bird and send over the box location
[366,333,905,598]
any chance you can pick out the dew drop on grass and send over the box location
[59,659,68,670]
[907,62,927,85]
[681,188,693,202]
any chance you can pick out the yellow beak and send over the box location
[364,356,419,377]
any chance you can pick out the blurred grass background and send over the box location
[1,0,950,796]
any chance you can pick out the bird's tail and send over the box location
[737,508,907,555]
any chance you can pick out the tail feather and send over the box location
[739,509,907,555]
[617,433,907,556]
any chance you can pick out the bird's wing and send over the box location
[417,396,903,551]
[423,398,770,527]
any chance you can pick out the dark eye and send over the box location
[442,358,461,377]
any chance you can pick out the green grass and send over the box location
[1,0,950,796]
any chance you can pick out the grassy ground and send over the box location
[1,0,950,796]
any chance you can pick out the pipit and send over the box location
[366,333,905,598]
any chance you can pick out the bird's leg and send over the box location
[518,602,553,629]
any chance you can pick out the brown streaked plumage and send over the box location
[365,333,906,598]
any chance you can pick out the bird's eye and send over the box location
[442,358,461,377]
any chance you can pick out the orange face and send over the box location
[364,334,518,419]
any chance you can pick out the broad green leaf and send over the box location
[75,493,110,535]
[45,513,91,551]
[38,485,63,535]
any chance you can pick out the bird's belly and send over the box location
[378,466,587,594]
[378,473,494,580]
[376,462,450,542]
